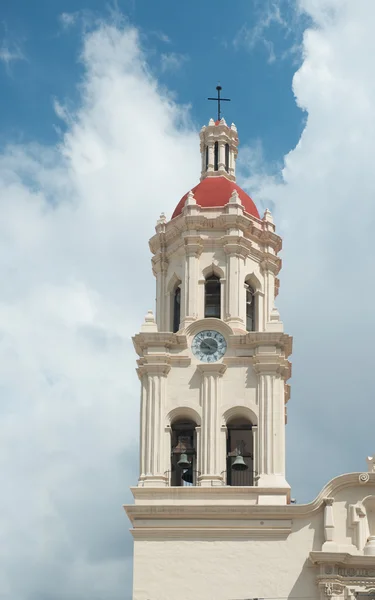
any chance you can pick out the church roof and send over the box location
[171,176,260,219]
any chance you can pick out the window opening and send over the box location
[214,142,219,171]
[170,420,197,486]
[225,143,229,172]
[173,286,181,333]
[226,420,254,486]
[205,274,221,319]
[246,284,255,331]
[205,145,209,170]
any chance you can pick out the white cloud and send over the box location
[241,0,375,501]
[0,43,24,66]
[0,21,198,600]
[59,12,79,28]
[160,51,189,72]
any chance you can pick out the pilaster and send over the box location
[252,348,291,491]
[181,235,203,328]
[197,363,227,486]
[137,363,171,488]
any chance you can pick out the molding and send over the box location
[229,332,293,357]
[132,331,187,357]
[185,318,234,339]
[197,363,227,376]
[130,526,292,540]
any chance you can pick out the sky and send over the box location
[1,0,375,598]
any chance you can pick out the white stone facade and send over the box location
[124,120,375,600]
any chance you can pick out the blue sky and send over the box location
[0,0,304,162]
[3,1,375,599]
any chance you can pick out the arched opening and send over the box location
[205,274,221,319]
[225,143,229,172]
[205,145,209,170]
[214,141,219,171]
[170,419,197,486]
[245,282,255,331]
[226,418,254,486]
[173,285,181,333]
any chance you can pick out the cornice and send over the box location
[149,212,282,258]
[230,332,293,358]
[132,332,187,357]
[130,526,292,540]
[126,473,375,522]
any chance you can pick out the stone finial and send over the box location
[141,310,158,332]
[229,189,242,204]
[367,456,375,472]
[156,212,167,233]
[230,123,237,132]
[270,307,281,322]
[219,118,227,126]
[263,208,274,224]
[185,190,196,206]
[208,118,215,126]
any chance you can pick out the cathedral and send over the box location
[124,113,375,600]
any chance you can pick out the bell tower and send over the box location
[125,116,293,600]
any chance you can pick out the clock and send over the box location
[191,330,227,362]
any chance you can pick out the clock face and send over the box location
[191,330,227,363]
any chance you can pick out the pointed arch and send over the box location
[202,264,225,280]
[167,273,182,333]
[244,273,261,332]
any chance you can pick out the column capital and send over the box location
[197,363,227,377]
[137,363,171,378]
[252,354,291,380]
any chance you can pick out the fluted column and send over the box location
[218,141,225,171]
[197,363,227,486]
[137,364,170,487]
[253,350,290,490]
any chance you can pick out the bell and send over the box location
[177,453,190,469]
[232,454,248,471]
[181,469,193,484]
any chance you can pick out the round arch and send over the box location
[166,406,202,427]
[223,405,258,426]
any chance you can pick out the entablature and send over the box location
[133,332,187,357]
[149,211,282,259]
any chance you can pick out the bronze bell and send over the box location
[232,454,248,471]
[177,453,190,469]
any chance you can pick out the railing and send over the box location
[164,470,201,487]
[223,469,258,487]
[162,469,259,487]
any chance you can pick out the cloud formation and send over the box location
[3,0,375,597]
[0,21,198,600]
[242,0,375,500]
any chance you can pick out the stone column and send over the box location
[137,364,171,487]
[218,141,225,171]
[253,350,290,491]
[207,143,214,174]
[197,363,227,486]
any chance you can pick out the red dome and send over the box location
[171,176,260,219]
